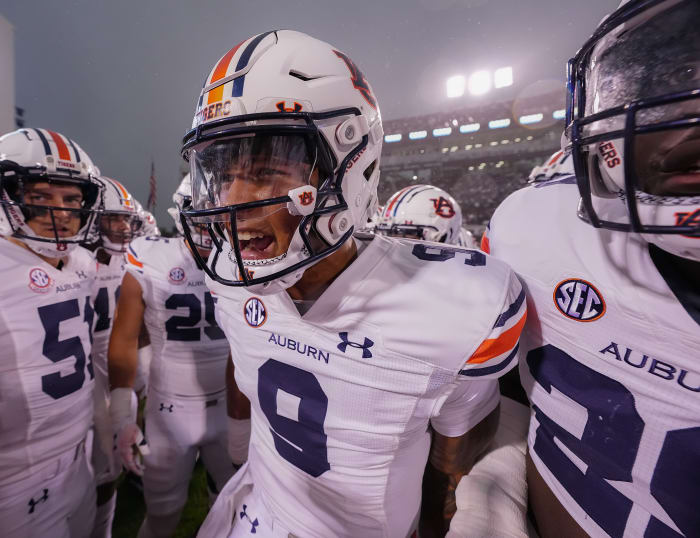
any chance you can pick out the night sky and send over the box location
[1,0,616,225]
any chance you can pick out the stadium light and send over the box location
[384,133,402,143]
[468,71,491,96]
[446,75,466,98]
[433,127,452,137]
[553,109,566,120]
[488,118,511,129]
[519,113,544,125]
[494,67,513,88]
[409,130,428,140]
[459,122,480,134]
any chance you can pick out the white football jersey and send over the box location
[92,251,126,379]
[209,234,526,538]
[0,239,97,484]
[126,236,229,397]
[486,178,700,538]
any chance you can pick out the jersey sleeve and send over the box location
[430,379,500,438]
[125,239,154,298]
[458,270,526,379]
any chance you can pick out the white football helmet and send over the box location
[167,174,212,250]
[376,185,462,244]
[528,149,574,183]
[180,30,383,294]
[97,177,142,253]
[567,0,700,260]
[0,128,102,257]
[133,199,160,237]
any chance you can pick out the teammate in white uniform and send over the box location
[376,184,464,245]
[178,30,526,538]
[108,175,234,538]
[484,1,700,536]
[0,128,103,538]
[89,176,142,538]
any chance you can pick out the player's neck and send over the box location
[6,236,66,269]
[96,247,112,265]
[287,239,358,304]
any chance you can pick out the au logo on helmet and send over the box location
[276,101,303,113]
[333,50,377,109]
[244,297,267,328]
[553,278,606,322]
[298,191,314,206]
[431,197,456,218]
[674,210,700,239]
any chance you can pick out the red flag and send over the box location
[147,160,157,210]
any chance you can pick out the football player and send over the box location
[108,174,236,538]
[376,184,464,244]
[134,198,160,237]
[89,176,142,538]
[0,128,103,537]
[483,1,700,536]
[179,30,526,538]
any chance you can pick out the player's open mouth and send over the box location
[237,230,276,260]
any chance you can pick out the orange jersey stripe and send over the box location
[47,130,71,161]
[127,251,143,268]
[467,311,527,365]
[480,233,490,254]
[207,41,245,105]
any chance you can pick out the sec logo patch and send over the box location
[29,268,53,293]
[244,297,267,328]
[168,267,186,285]
[553,278,606,322]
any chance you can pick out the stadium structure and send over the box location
[379,89,566,235]
[0,14,14,135]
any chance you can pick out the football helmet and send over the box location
[567,0,700,260]
[376,185,462,244]
[167,174,212,250]
[0,128,102,257]
[528,148,574,183]
[133,199,160,237]
[97,176,142,253]
[180,30,383,294]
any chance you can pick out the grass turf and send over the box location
[112,460,210,538]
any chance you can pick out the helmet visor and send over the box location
[585,0,700,117]
[189,133,317,222]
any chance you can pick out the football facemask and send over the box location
[568,0,700,260]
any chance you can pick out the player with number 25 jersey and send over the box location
[109,198,234,538]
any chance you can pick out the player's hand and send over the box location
[116,423,150,476]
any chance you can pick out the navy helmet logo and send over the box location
[554,278,606,322]
[333,50,377,109]
[244,297,267,328]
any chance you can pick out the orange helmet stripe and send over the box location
[47,130,71,161]
[207,40,245,105]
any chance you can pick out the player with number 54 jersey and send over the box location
[0,128,103,538]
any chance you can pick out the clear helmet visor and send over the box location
[189,133,318,223]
